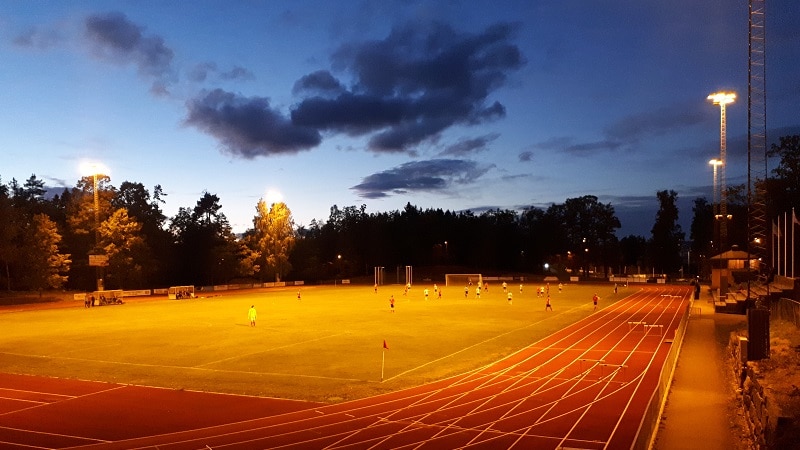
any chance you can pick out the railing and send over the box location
[771,297,800,328]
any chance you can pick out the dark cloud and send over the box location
[292,70,345,96]
[292,93,407,136]
[518,151,533,162]
[291,21,523,153]
[441,133,499,156]
[84,11,174,94]
[184,89,321,158]
[531,136,622,155]
[351,159,493,199]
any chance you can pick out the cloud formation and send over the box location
[13,26,64,50]
[184,21,522,159]
[351,159,493,199]
[84,12,174,95]
[440,133,499,156]
[184,89,321,158]
[189,62,255,83]
[532,102,712,156]
[291,21,524,153]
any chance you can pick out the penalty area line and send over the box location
[196,331,349,367]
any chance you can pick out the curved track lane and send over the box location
[0,286,691,450]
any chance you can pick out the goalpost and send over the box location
[445,274,483,287]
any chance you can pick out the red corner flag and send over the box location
[383,340,389,350]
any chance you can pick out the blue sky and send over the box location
[1,1,798,237]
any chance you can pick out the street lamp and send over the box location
[708,92,735,249]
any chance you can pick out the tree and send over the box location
[169,192,239,285]
[251,200,296,282]
[0,179,17,290]
[619,235,648,273]
[767,135,800,214]
[99,208,149,289]
[18,214,71,293]
[62,175,115,289]
[689,197,713,277]
[546,196,620,277]
[649,190,685,274]
[112,182,171,286]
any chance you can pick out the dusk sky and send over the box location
[2,1,798,237]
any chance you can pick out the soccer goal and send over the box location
[445,274,483,287]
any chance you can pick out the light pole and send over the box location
[81,162,109,292]
[709,158,723,254]
[708,92,735,250]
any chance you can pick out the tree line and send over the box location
[1,135,798,292]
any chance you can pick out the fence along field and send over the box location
[0,283,623,403]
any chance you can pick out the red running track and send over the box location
[0,285,691,450]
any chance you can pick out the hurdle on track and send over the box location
[627,321,646,331]
[579,358,605,371]
[643,324,664,336]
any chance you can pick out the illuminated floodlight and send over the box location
[79,161,110,177]
[265,189,283,205]
[707,92,736,105]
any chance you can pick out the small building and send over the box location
[710,249,759,292]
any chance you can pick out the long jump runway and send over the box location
[0,286,691,449]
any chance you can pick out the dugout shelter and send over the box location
[90,289,124,306]
[169,285,195,300]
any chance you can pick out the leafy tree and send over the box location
[619,235,648,273]
[10,175,49,217]
[546,196,620,277]
[18,214,71,293]
[250,200,296,282]
[689,197,713,277]
[649,190,685,274]
[169,192,239,285]
[767,135,800,214]
[99,208,149,289]
[66,175,115,240]
[112,182,171,286]
[0,179,17,290]
[61,175,115,289]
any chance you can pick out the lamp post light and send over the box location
[708,92,735,249]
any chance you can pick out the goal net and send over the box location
[445,274,483,287]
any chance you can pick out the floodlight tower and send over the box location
[708,92,735,249]
[747,0,768,269]
[709,158,723,252]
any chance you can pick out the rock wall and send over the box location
[729,334,774,449]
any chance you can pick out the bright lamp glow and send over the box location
[264,189,283,204]
[79,161,110,177]
[707,92,736,105]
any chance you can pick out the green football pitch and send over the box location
[0,282,625,403]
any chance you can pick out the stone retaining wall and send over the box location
[730,334,771,449]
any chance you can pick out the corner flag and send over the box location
[383,339,389,349]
